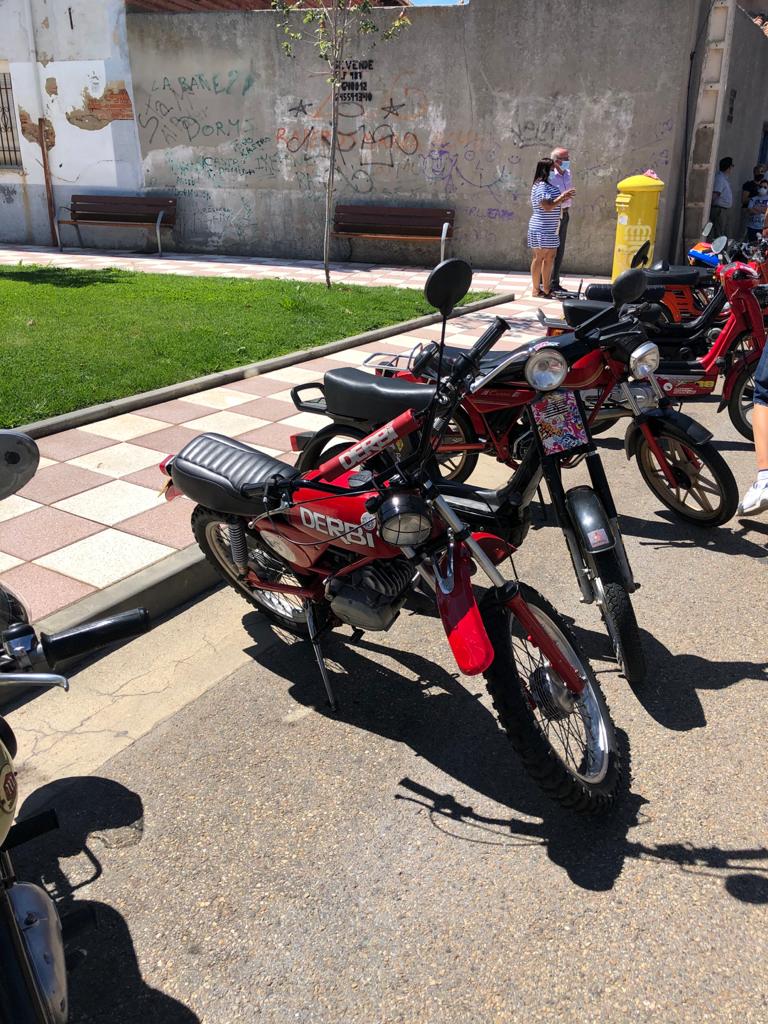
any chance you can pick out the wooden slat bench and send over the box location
[55,195,177,256]
[332,204,455,258]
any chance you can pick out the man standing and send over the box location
[550,146,572,295]
[710,156,734,237]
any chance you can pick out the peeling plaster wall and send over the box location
[126,0,708,272]
[0,0,143,245]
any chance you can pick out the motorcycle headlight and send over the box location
[378,494,432,547]
[629,341,660,379]
[525,348,568,391]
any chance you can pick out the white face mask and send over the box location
[759,188,768,196]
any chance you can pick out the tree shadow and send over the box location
[563,617,767,731]
[12,777,199,1023]
[395,776,768,904]
[0,267,123,288]
[242,613,641,892]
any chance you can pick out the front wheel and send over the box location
[727,363,756,441]
[634,429,738,526]
[591,552,645,686]
[483,583,625,815]
[434,407,479,483]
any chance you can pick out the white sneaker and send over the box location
[738,478,768,516]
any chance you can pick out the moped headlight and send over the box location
[629,341,660,379]
[525,348,568,391]
[378,494,432,547]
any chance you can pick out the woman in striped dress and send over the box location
[528,157,575,297]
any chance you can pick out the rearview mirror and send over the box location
[702,221,713,239]
[0,431,39,502]
[630,240,651,269]
[424,258,473,318]
[612,268,647,308]
[711,235,728,256]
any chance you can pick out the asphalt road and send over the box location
[12,399,768,1023]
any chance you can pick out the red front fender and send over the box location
[435,541,495,676]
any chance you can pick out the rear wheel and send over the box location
[434,407,479,483]
[727,363,756,440]
[483,584,625,815]
[634,430,738,526]
[192,506,310,636]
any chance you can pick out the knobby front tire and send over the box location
[482,583,625,816]
[592,552,646,687]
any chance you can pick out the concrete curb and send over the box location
[19,291,515,437]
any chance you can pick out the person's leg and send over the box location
[531,249,543,294]
[552,209,569,290]
[710,206,723,237]
[738,344,768,515]
[541,249,556,295]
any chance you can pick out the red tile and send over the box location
[119,497,195,549]
[36,430,115,462]
[133,399,214,424]
[237,423,300,451]
[227,397,295,422]
[131,425,202,454]
[19,463,109,504]
[0,563,95,620]
[123,465,167,491]
[224,376,293,396]
[0,507,104,560]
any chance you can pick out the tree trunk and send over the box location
[324,81,340,289]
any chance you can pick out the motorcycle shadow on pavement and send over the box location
[243,612,640,893]
[564,617,768,733]
[12,776,200,1024]
[606,510,767,560]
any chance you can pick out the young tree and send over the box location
[272,0,410,286]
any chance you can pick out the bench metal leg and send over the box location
[74,223,84,249]
[155,210,165,256]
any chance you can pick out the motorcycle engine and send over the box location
[326,558,414,631]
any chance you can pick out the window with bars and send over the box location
[0,72,22,169]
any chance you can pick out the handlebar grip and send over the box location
[41,608,150,665]
[468,316,509,365]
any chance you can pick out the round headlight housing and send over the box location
[629,341,660,379]
[378,494,432,547]
[525,348,568,391]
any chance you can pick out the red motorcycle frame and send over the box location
[162,408,585,694]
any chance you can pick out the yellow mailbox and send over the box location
[611,172,665,280]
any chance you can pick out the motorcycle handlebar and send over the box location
[40,608,150,666]
[573,304,620,340]
[467,316,510,366]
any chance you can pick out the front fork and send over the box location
[425,494,586,696]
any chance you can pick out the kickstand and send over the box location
[306,603,338,712]
[536,485,549,524]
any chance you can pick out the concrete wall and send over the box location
[0,0,143,245]
[717,7,768,236]
[124,0,707,273]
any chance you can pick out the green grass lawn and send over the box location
[0,266,488,427]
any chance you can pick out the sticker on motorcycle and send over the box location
[531,391,589,455]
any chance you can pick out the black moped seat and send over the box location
[171,433,299,516]
[584,283,666,304]
[324,367,435,423]
[562,299,620,329]
[644,267,706,288]
[413,343,518,378]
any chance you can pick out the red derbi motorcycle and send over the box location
[161,261,625,815]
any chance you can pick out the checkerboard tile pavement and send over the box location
[0,246,606,619]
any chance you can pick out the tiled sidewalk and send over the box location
[0,246,602,620]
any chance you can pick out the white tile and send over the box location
[279,412,331,431]
[0,495,41,524]
[267,389,301,404]
[182,411,267,437]
[80,414,168,442]
[263,366,324,384]
[38,457,56,469]
[327,348,373,365]
[69,442,166,478]
[53,480,165,525]
[248,445,283,459]
[179,387,254,410]
[36,530,174,588]
[0,552,23,573]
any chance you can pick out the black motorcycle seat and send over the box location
[584,283,666,304]
[644,267,704,288]
[413,342,518,378]
[171,433,299,516]
[324,366,435,423]
[562,299,620,329]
